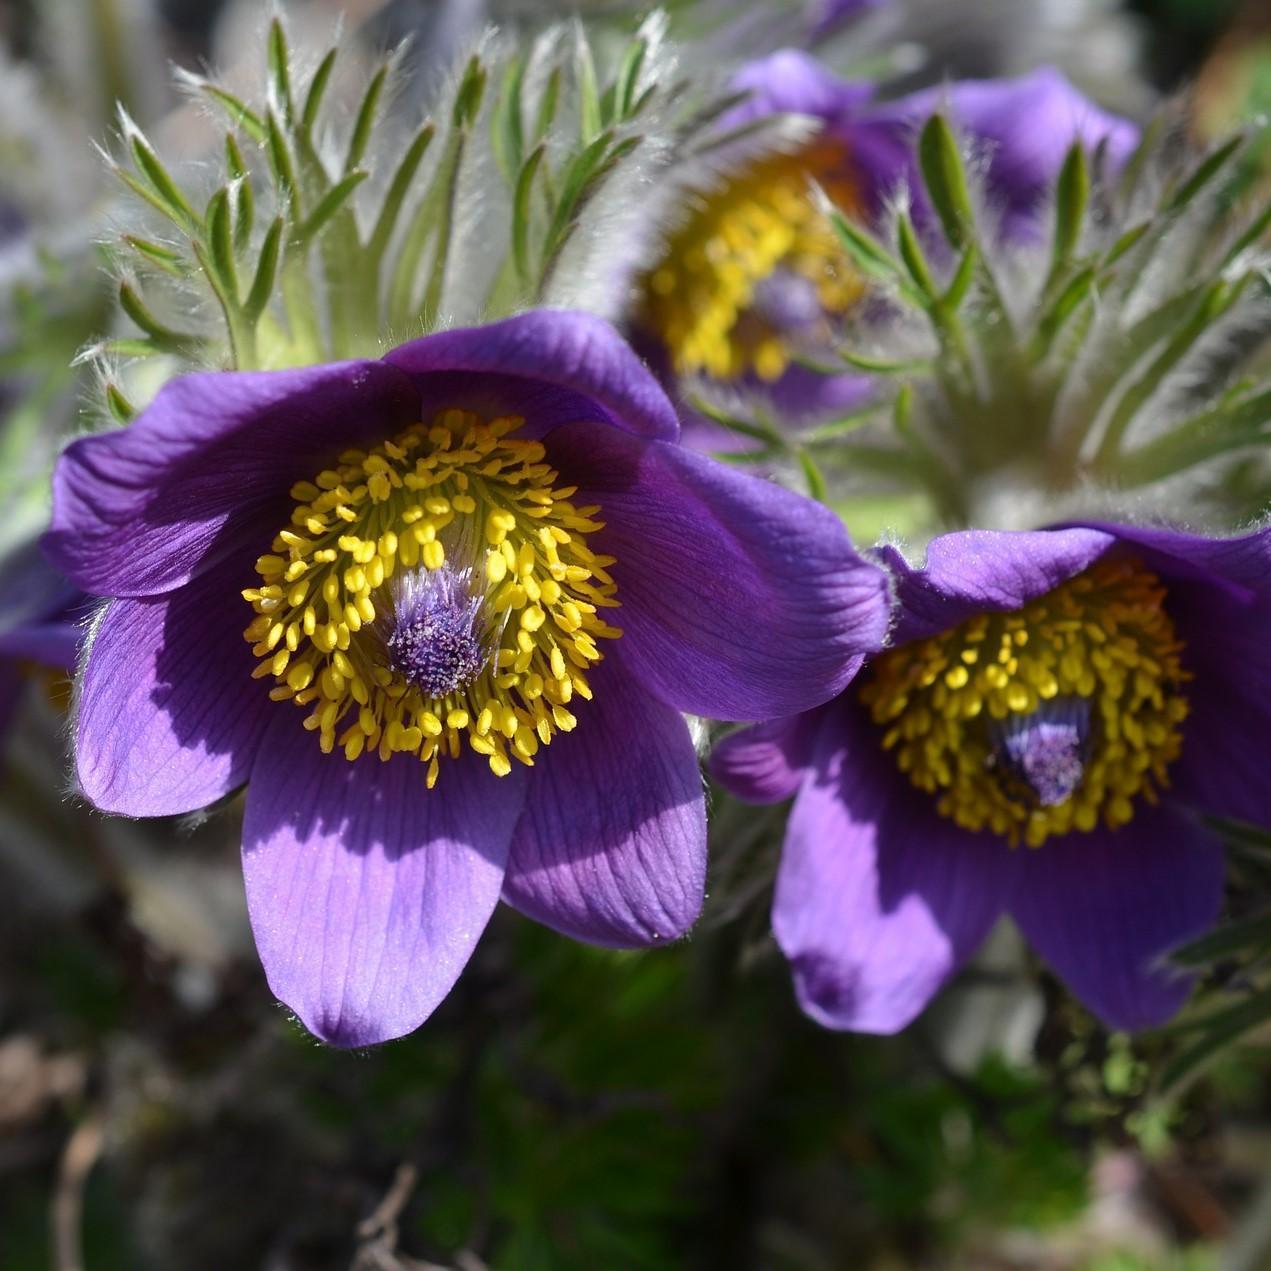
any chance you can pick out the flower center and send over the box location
[639,140,864,383]
[242,408,621,786]
[858,558,1190,848]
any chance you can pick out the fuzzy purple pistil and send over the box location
[386,566,487,699]
[751,269,826,334]
[990,698,1091,807]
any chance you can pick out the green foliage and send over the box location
[104,14,687,376]
[821,114,1271,527]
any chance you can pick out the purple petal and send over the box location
[384,310,679,444]
[727,50,876,129]
[45,360,418,598]
[551,422,891,719]
[1172,595,1271,828]
[710,709,824,803]
[75,555,272,816]
[775,702,1013,1032]
[242,709,525,1046]
[765,364,878,424]
[878,527,1114,645]
[870,68,1138,241]
[502,654,705,947]
[1011,807,1223,1030]
[1072,520,1271,599]
[1064,522,1271,826]
[810,0,887,41]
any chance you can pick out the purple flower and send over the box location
[638,54,1136,435]
[44,309,890,1046]
[809,0,888,43]
[713,523,1271,1033]
[0,542,86,738]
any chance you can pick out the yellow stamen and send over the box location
[639,140,864,383]
[244,408,621,782]
[859,558,1190,848]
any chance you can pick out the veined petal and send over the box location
[878,528,1114,645]
[775,703,1012,1033]
[551,421,890,720]
[242,709,525,1047]
[384,310,680,443]
[1011,806,1223,1030]
[1072,520,1271,600]
[75,554,272,816]
[502,654,705,947]
[45,360,418,598]
[1062,521,1271,827]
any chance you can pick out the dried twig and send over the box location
[51,1113,104,1271]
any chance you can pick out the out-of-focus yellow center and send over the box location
[859,558,1190,848]
[242,408,620,785]
[640,140,864,383]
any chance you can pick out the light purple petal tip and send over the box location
[242,709,525,1047]
[503,654,705,947]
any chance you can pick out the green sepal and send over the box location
[453,55,488,130]
[122,236,187,278]
[917,114,975,250]
[105,382,136,424]
[346,65,389,175]
[513,144,547,284]
[118,282,201,354]
[829,211,924,308]
[244,217,284,324]
[128,130,200,233]
[1050,141,1089,274]
[267,18,294,124]
[301,47,338,139]
[205,187,239,301]
[1162,134,1244,217]
[195,81,266,143]
[297,171,369,244]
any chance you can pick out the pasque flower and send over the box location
[638,52,1135,425]
[44,309,890,1046]
[713,523,1271,1033]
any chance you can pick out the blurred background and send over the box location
[4,1,1271,1268]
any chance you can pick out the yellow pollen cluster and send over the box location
[242,408,621,785]
[640,141,864,382]
[859,558,1191,848]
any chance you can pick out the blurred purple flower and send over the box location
[44,309,890,1046]
[0,542,86,737]
[714,523,1270,1033]
[640,52,1136,437]
[809,0,888,43]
